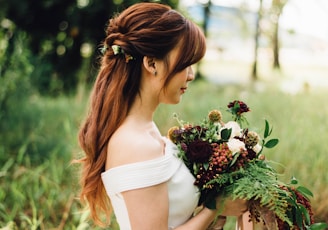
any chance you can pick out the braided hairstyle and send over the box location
[78,2,206,226]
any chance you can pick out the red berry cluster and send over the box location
[210,143,233,172]
[194,143,233,189]
[193,140,259,189]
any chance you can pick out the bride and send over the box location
[78,2,249,229]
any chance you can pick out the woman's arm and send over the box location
[123,182,217,230]
[123,182,170,230]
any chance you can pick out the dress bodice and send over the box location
[101,138,200,229]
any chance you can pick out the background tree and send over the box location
[251,0,288,78]
[251,0,263,80]
[270,0,289,69]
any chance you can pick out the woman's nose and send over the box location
[187,66,194,81]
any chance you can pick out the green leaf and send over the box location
[264,120,270,138]
[221,128,232,140]
[203,162,209,171]
[294,206,304,229]
[231,102,240,116]
[229,152,240,167]
[297,186,314,198]
[204,198,217,210]
[308,223,328,230]
[264,139,279,148]
[193,163,199,173]
[203,191,217,210]
[1,158,14,172]
[299,205,311,225]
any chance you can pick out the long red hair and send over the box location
[78,2,206,226]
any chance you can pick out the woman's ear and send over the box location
[143,56,157,75]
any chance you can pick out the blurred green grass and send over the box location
[1,77,328,229]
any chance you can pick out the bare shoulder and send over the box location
[106,123,164,169]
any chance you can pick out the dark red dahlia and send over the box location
[186,140,213,163]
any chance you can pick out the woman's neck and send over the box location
[128,94,159,122]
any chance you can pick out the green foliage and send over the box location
[226,162,292,224]
[0,31,88,227]
[0,93,90,229]
[0,28,33,106]
[0,27,36,162]
[0,24,83,163]
[1,155,75,229]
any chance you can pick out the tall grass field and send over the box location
[1,79,327,229]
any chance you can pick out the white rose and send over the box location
[227,138,246,155]
[223,121,242,138]
[252,144,262,154]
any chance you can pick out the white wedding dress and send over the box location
[101,138,200,230]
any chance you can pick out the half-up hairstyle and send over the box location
[78,2,206,226]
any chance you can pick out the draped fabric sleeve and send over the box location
[101,153,180,195]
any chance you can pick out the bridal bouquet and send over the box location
[167,100,327,230]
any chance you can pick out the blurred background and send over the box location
[0,0,327,229]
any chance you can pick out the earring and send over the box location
[153,70,157,76]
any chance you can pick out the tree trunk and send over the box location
[271,0,289,70]
[251,0,263,80]
[272,14,281,69]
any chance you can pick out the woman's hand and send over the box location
[216,197,248,216]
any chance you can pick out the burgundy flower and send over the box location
[187,140,213,163]
[227,100,250,116]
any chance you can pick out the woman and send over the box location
[78,2,247,229]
